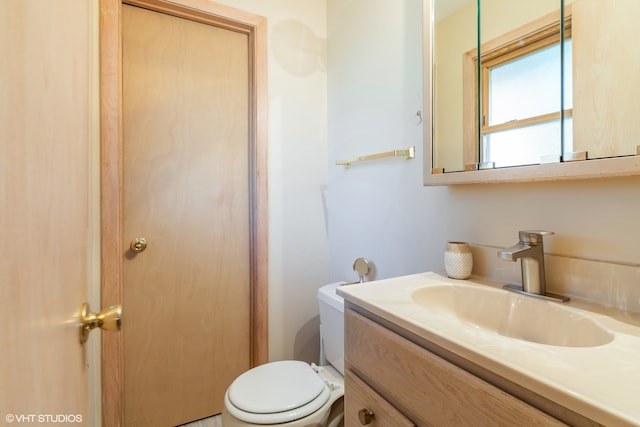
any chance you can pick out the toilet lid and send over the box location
[227,361,329,422]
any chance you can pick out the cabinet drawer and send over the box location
[345,369,415,427]
[345,309,566,427]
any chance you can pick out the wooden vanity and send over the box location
[344,304,602,427]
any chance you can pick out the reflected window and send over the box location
[463,11,572,168]
[483,39,573,167]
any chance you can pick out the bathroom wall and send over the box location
[327,1,640,309]
[213,0,640,363]
[213,0,329,362]
[327,0,435,281]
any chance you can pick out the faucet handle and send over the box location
[518,230,554,244]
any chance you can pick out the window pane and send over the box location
[489,44,562,125]
[483,121,563,168]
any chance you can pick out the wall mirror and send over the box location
[424,0,640,185]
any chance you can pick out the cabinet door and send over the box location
[346,309,567,426]
[345,369,415,427]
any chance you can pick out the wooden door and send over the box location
[0,0,96,424]
[121,4,251,426]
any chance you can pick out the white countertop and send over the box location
[337,271,640,427]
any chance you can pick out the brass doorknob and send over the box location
[80,302,122,344]
[130,237,147,253]
[358,408,375,425]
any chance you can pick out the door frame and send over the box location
[99,0,268,424]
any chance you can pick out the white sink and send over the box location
[411,283,614,347]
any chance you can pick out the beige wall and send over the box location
[213,0,329,363]
[434,0,475,171]
[327,0,426,280]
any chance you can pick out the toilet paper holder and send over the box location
[343,257,372,285]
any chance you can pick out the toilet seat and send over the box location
[225,361,331,424]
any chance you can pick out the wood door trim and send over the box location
[99,1,268,425]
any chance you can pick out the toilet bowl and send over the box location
[222,282,345,427]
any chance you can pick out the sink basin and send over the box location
[411,284,614,347]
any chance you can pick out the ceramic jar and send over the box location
[444,242,473,279]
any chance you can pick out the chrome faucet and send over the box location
[498,230,569,302]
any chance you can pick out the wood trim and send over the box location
[99,1,124,425]
[483,110,573,135]
[462,49,478,167]
[125,0,262,32]
[249,10,270,368]
[99,1,268,425]
[481,20,572,66]
[478,7,570,61]
[424,154,640,185]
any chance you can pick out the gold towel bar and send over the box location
[336,146,415,168]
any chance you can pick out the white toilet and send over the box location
[222,282,345,426]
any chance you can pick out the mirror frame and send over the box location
[422,0,640,185]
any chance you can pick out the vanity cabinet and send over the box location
[344,307,568,426]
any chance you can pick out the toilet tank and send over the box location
[317,282,345,375]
